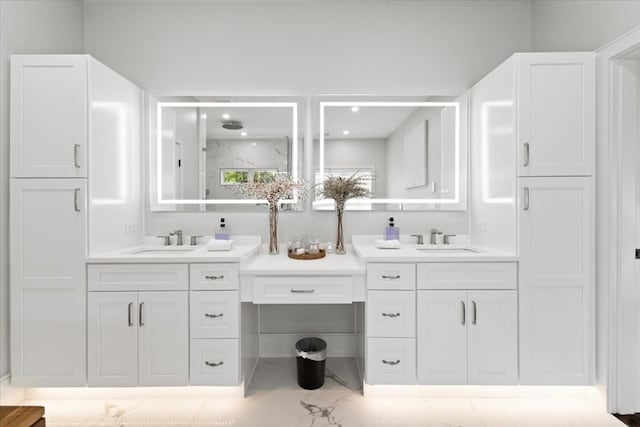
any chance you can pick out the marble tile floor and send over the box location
[21,358,624,427]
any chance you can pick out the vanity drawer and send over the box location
[190,263,239,290]
[88,264,188,291]
[366,338,416,385]
[367,263,416,290]
[417,263,517,290]
[253,276,352,304]
[189,339,239,386]
[367,291,415,338]
[190,291,239,338]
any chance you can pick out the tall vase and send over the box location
[335,206,345,255]
[269,204,279,254]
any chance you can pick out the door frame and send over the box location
[598,26,640,414]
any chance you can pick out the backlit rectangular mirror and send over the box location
[313,95,468,211]
[149,97,302,211]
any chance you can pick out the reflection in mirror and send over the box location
[314,96,468,211]
[150,99,301,211]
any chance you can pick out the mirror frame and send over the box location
[150,101,300,210]
[315,99,468,210]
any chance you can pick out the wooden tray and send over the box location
[287,249,326,260]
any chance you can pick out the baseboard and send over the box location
[363,383,602,399]
[23,385,244,400]
[259,333,356,358]
[0,374,24,404]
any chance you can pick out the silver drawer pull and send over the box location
[128,302,134,327]
[74,188,80,212]
[381,274,401,280]
[382,359,400,366]
[74,144,81,168]
[204,313,224,318]
[291,289,314,293]
[472,300,477,325]
[524,187,530,211]
[382,312,401,318]
[523,142,530,167]
[205,361,224,367]
[461,301,466,325]
[139,302,144,326]
[205,275,224,280]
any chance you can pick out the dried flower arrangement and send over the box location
[235,172,307,254]
[316,172,372,210]
[316,172,372,254]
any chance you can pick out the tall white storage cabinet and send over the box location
[10,55,142,386]
[471,52,595,385]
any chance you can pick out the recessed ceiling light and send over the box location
[222,113,230,120]
[241,131,247,136]
[343,130,350,135]
[251,142,257,146]
[351,106,359,112]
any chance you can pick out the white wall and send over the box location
[0,0,85,380]
[83,0,532,242]
[532,0,640,51]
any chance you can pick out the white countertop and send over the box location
[352,235,518,263]
[87,236,262,263]
[240,244,365,276]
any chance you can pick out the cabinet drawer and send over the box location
[366,338,416,385]
[190,291,239,338]
[417,263,517,290]
[253,276,352,304]
[190,339,239,386]
[88,264,188,291]
[190,264,239,290]
[367,291,415,338]
[367,263,416,290]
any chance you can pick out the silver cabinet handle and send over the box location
[74,144,81,168]
[204,313,224,318]
[381,274,400,280]
[205,361,224,367]
[472,301,477,325]
[205,275,224,280]
[382,359,400,366]
[523,142,530,167]
[139,302,144,326]
[291,289,314,293]
[128,302,134,327]
[74,188,80,212]
[382,312,401,318]
[524,187,530,211]
[461,301,466,325]
[431,182,437,193]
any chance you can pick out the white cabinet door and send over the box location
[10,179,86,386]
[138,291,189,386]
[10,55,87,177]
[467,291,517,385]
[190,339,240,386]
[519,177,593,384]
[366,338,416,385]
[88,292,138,386]
[517,53,595,176]
[417,291,467,384]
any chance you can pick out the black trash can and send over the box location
[295,337,327,390]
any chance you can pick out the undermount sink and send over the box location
[129,246,200,255]
[414,246,480,254]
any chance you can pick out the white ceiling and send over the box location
[203,106,294,140]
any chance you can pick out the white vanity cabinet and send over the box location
[416,263,518,385]
[365,263,416,385]
[189,264,240,386]
[87,264,189,386]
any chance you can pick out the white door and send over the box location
[517,53,595,176]
[417,291,467,384]
[467,290,517,384]
[88,292,138,386]
[10,179,86,386]
[138,291,189,386]
[519,177,593,384]
[10,55,87,177]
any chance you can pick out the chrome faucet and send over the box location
[411,234,424,245]
[430,229,442,245]
[443,234,456,245]
[169,229,184,246]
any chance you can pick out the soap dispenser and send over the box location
[214,218,230,240]
[385,217,400,241]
